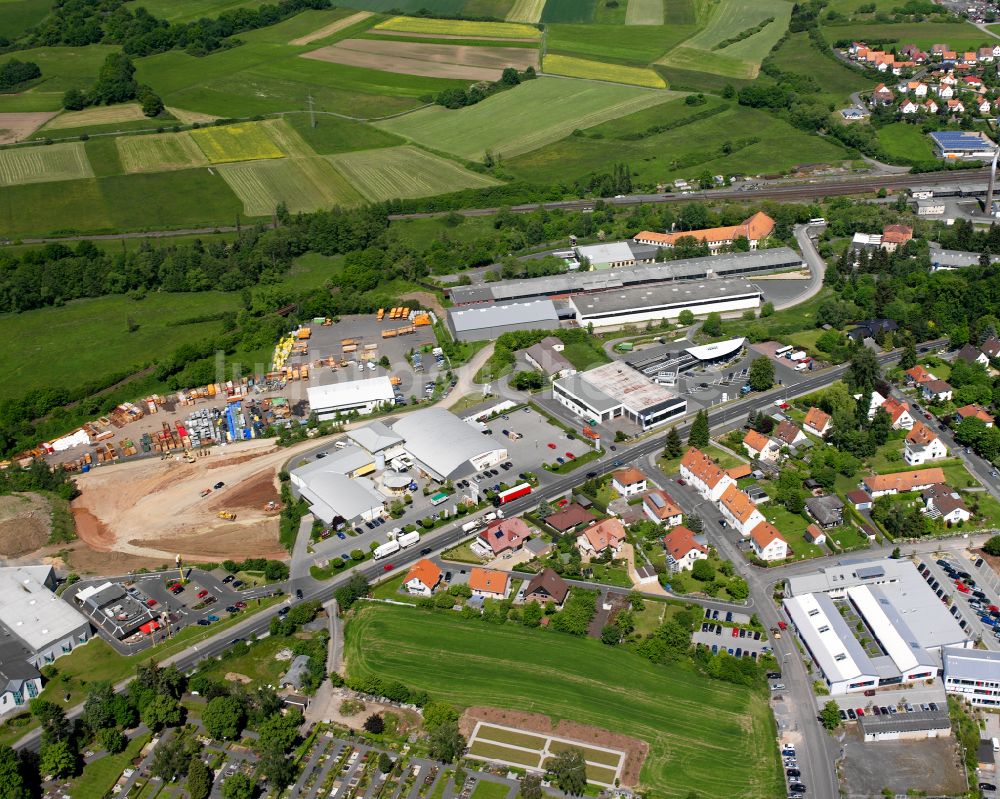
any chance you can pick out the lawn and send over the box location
[658,0,793,79]
[194,634,297,686]
[505,102,848,185]
[376,77,676,160]
[68,731,152,797]
[469,780,514,799]
[759,502,826,561]
[0,46,119,113]
[327,145,501,202]
[0,0,52,39]
[345,604,784,799]
[877,122,937,163]
[704,443,746,471]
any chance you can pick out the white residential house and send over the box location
[855,391,886,420]
[718,485,766,538]
[743,429,778,462]
[750,521,788,562]
[662,526,708,573]
[938,84,954,99]
[804,407,832,438]
[680,448,735,502]
[403,560,442,597]
[921,380,953,403]
[948,99,965,114]
[904,422,949,465]
[882,397,915,430]
[979,99,992,115]
[900,100,919,114]
[924,99,939,114]
[611,468,647,498]
[643,489,683,527]
[923,485,971,525]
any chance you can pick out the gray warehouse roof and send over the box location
[943,645,1000,682]
[298,473,384,523]
[570,279,760,316]
[929,249,1000,269]
[448,299,558,333]
[448,248,802,305]
[348,421,404,454]
[0,566,89,652]
[392,408,506,479]
[859,709,951,735]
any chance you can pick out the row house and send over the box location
[680,447,735,501]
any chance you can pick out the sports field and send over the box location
[190,122,285,163]
[506,0,546,22]
[626,0,664,25]
[543,54,666,88]
[376,77,675,160]
[327,145,500,201]
[217,156,362,215]
[115,132,208,173]
[0,142,93,186]
[659,0,792,78]
[344,605,784,799]
[374,15,540,39]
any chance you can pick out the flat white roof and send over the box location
[576,241,634,264]
[784,593,873,684]
[392,408,506,479]
[847,585,918,672]
[0,566,89,652]
[307,377,394,411]
[299,473,384,522]
[943,646,998,682]
[686,337,746,361]
[570,362,681,414]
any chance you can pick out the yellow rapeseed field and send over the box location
[189,122,285,164]
[375,15,540,40]
[543,54,667,89]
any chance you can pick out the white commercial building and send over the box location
[307,377,395,420]
[347,421,405,457]
[942,647,1000,707]
[392,408,507,480]
[297,471,386,524]
[553,362,686,431]
[575,241,636,270]
[567,279,761,328]
[783,559,972,695]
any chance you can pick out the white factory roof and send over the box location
[348,421,403,454]
[293,446,373,482]
[307,376,394,411]
[569,362,681,413]
[686,337,746,361]
[299,473,385,523]
[392,408,505,478]
[0,566,89,652]
[449,300,558,333]
[943,646,998,682]
[783,592,875,684]
[847,585,918,672]
[576,241,634,265]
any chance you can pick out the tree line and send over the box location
[0,58,40,91]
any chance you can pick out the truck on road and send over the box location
[397,531,420,548]
[373,540,401,560]
[498,482,532,505]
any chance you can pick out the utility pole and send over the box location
[308,94,316,128]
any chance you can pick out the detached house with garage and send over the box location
[680,447,735,501]
[881,397,914,430]
[923,484,971,525]
[921,379,953,403]
[955,344,989,367]
[662,525,708,573]
[804,407,832,437]
[718,484,765,537]
[468,568,510,600]
[904,421,949,465]
[524,569,569,607]
[955,404,995,427]
[577,517,627,557]
[862,467,945,497]
[805,494,844,529]
[743,429,778,462]
[772,420,807,448]
[476,517,532,557]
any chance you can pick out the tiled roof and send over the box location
[956,404,994,424]
[613,467,647,487]
[772,420,802,445]
[580,517,627,551]
[750,520,786,550]
[906,421,938,446]
[634,213,774,246]
[680,447,728,489]
[405,559,441,590]
[468,568,509,595]
[719,484,759,524]
[478,517,532,554]
[905,365,934,383]
[543,503,592,532]
[863,467,946,493]
[847,489,872,505]
[643,488,682,520]
[743,429,770,453]
[727,463,752,479]
[804,407,831,432]
[525,568,569,604]
[662,525,706,560]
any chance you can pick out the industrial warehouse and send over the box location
[783,559,971,695]
[446,299,560,342]
[552,362,687,431]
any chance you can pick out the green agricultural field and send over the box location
[124,0,263,22]
[0,141,92,186]
[98,168,244,230]
[546,23,696,64]
[374,15,540,38]
[218,156,362,215]
[659,0,793,78]
[345,604,784,799]
[327,145,500,201]
[283,112,405,154]
[505,0,544,22]
[819,21,990,50]
[0,45,119,113]
[766,31,868,105]
[190,121,285,163]
[0,177,109,237]
[0,0,53,39]
[506,100,849,184]
[877,122,937,162]
[115,131,208,173]
[376,77,676,160]
[665,0,697,24]
[336,0,466,12]
[626,0,664,25]
[0,291,244,399]
[543,54,667,87]
[541,0,596,23]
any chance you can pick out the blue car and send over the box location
[337,531,347,540]
[207,614,220,622]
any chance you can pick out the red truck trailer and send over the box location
[498,482,532,504]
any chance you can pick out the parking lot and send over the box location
[693,621,769,659]
[917,554,1000,651]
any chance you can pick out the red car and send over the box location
[990,605,1000,613]
[856,708,864,717]
[732,627,739,638]
[197,589,209,599]
[234,600,247,609]
[383,563,394,571]
[145,598,157,607]
[547,443,557,449]
[566,452,576,460]
[777,621,788,630]
[676,478,686,486]
[957,582,970,593]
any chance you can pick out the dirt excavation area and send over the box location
[0,492,53,557]
[70,438,316,564]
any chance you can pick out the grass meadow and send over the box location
[819,20,990,50]
[0,142,93,186]
[546,23,697,64]
[327,145,500,201]
[377,77,675,159]
[123,0,263,22]
[0,0,52,38]
[541,0,596,23]
[766,31,868,105]
[876,122,937,162]
[0,45,120,113]
[283,112,404,153]
[505,0,544,22]
[218,155,362,214]
[189,121,285,162]
[374,15,540,38]
[344,604,784,799]
[115,131,208,173]
[626,0,664,25]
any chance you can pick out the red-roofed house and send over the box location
[905,365,935,385]
[543,503,593,533]
[904,421,948,465]
[662,526,708,573]
[862,467,945,497]
[643,488,683,526]
[847,489,873,510]
[680,448,735,501]
[404,559,442,596]
[955,404,995,427]
[577,517,627,557]
[633,212,774,252]
[719,484,765,537]
[743,429,777,461]
[881,397,914,430]
[804,407,832,437]
[750,521,788,561]
[804,524,827,546]
[612,467,647,498]
[881,224,913,253]
[468,568,510,600]
[476,517,532,557]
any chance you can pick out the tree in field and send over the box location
[820,700,841,731]
[546,747,587,795]
[519,773,543,799]
[691,559,715,582]
[428,721,466,762]
[701,312,723,337]
[222,773,255,799]
[664,426,683,458]
[140,693,182,732]
[203,696,245,741]
[747,356,775,392]
[187,757,213,799]
[845,347,881,393]
[422,701,459,731]
[500,67,521,86]
[688,409,710,448]
[363,713,384,734]
[30,699,69,744]
[91,53,138,105]
[40,740,76,778]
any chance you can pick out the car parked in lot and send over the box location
[197,619,210,626]
[197,589,209,598]
[222,575,235,584]
[207,614,220,622]
[847,708,857,720]
[226,606,239,613]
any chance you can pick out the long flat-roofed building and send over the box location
[446,299,559,342]
[942,646,1000,707]
[783,558,971,695]
[447,248,803,305]
[553,362,686,431]
[307,377,395,421]
[568,279,761,328]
